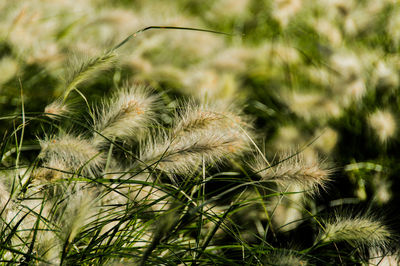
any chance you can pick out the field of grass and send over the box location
[0,0,400,265]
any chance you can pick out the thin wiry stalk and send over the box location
[111,26,233,52]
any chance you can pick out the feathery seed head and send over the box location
[368,109,397,143]
[374,60,399,89]
[65,52,116,94]
[174,101,251,134]
[263,249,308,266]
[345,78,366,102]
[44,99,71,119]
[93,85,159,145]
[172,102,225,134]
[319,215,391,249]
[140,102,252,175]
[61,190,97,244]
[283,91,341,121]
[252,152,331,195]
[273,0,303,27]
[331,51,363,81]
[38,134,104,179]
[313,18,342,47]
[313,128,338,154]
[35,228,60,264]
[34,159,65,181]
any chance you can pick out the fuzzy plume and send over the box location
[319,215,391,249]
[251,152,331,194]
[93,85,159,145]
[44,99,71,119]
[38,134,104,180]
[140,101,252,175]
[35,229,60,265]
[64,52,116,97]
[368,109,397,144]
[61,190,97,244]
[263,249,308,265]
[44,52,116,114]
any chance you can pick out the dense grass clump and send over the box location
[0,51,396,265]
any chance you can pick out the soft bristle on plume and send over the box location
[140,101,252,175]
[252,151,331,195]
[368,109,397,144]
[93,85,158,145]
[263,249,308,266]
[60,189,97,245]
[319,215,391,249]
[65,52,116,98]
[38,134,104,180]
[44,99,70,119]
[44,52,117,114]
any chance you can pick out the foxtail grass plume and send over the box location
[140,101,252,175]
[272,0,303,27]
[319,215,391,249]
[313,127,338,154]
[44,52,116,115]
[330,51,363,82]
[209,46,255,73]
[374,60,399,89]
[93,85,159,145]
[38,134,104,180]
[60,190,97,245]
[313,18,342,47]
[283,90,341,121]
[64,52,116,99]
[345,78,366,103]
[252,152,331,195]
[35,226,60,264]
[263,249,308,266]
[368,109,397,143]
[44,99,71,119]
